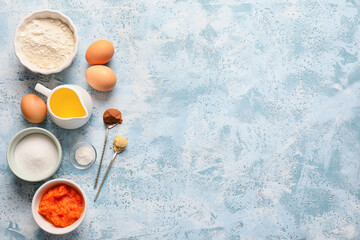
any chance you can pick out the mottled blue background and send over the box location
[1,0,360,239]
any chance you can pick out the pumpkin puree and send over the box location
[38,184,84,228]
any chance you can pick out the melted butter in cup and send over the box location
[50,88,86,118]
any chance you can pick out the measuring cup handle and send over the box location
[35,83,51,97]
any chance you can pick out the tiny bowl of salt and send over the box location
[13,10,79,75]
[69,142,96,169]
[7,127,62,182]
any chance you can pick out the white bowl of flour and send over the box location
[7,127,62,182]
[14,10,79,75]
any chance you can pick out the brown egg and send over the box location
[85,40,114,65]
[86,65,117,91]
[21,94,47,123]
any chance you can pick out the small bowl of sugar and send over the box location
[13,10,79,75]
[69,142,96,169]
[7,127,62,182]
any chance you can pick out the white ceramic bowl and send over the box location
[32,179,88,235]
[7,127,62,182]
[14,10,79,75]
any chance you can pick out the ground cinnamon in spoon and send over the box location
[103,108,122,125]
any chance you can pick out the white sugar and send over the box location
[14,133,58,177]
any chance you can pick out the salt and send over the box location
[75,146,94,165]
[14,133,58,177]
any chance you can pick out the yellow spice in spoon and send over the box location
[113,136,128,152]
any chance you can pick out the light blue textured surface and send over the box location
[1,0,360,239]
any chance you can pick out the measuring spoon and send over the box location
[94,136,127,201]
[94,109,122,189]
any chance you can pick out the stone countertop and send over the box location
[1,1,360,239]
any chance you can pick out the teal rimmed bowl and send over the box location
[7,127,62,182]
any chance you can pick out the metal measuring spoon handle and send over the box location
[94,124,117,189]
[94,151,119,201]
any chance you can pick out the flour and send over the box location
[18,18,75,70]
[14,133,58,177]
